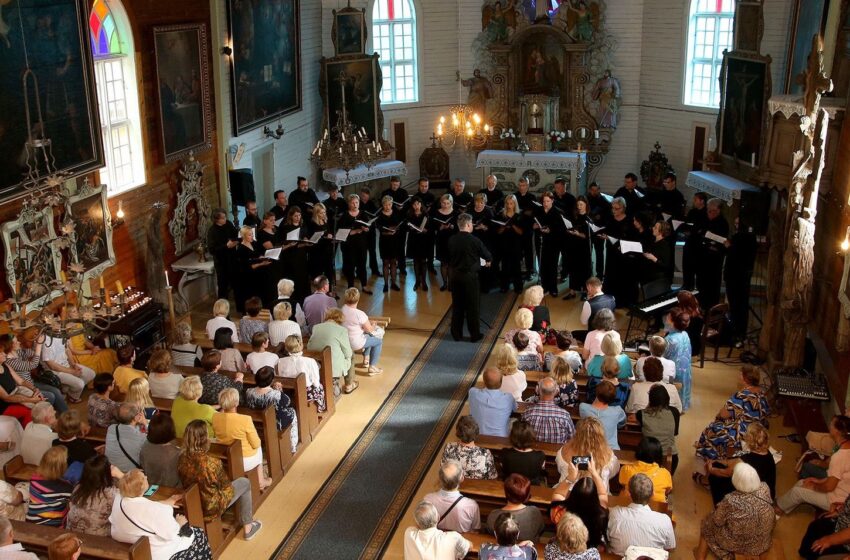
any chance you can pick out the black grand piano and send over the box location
[102,289,166,370]
[623,286,698,347]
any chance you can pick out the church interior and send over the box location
[2,0,850,559]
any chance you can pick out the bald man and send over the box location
[478,174,504,209]
[423,460,480,533]
[522,376,575,444]
[467,367,516,437]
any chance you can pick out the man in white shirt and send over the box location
[607,474,676,556]
[404,501,470,560]
[40,335,95,401]
[0,515,38,560]
[21,402,56,466]
[423,460,480,533]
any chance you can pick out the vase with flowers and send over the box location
[548,130,566,153]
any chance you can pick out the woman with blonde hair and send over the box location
[27,446,73,526]
[521,285,551,332]
[504,307,544,356]
[526,356,578,407]
[432,193,457,291]
[205,299,239,343]
[585,331,632,380]
[110,468,212,558]
[305,203,337,295]
[556,416,619,492]
[125,378,156,423]
[341,287,383,374]
[494,344,527,401]
[376,195,404,292]
[171,375,215,438]
[277,335,326,412]
[213,388,271,490]
[706,422,775,504]
[307,307,357,395]
[170,322,202,367]
[544,512,601,560]
[495,194,525,294]
[269,301,301,346]
[234,225,272,313]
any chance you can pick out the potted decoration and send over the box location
[548,130,566,153]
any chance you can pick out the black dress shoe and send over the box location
[391,283,401,291]
[451,332,463,341]
[382,284,389,293]
[469,334,484,343]
[440,284,447,291]
[362,288,373,295]
[421,283,428,291]
[413,282,420,290]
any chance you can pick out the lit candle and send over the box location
[594,129,600,139]
[567,130,572,139]
[115,280,123,294]
[164,269,170,288]
[99,276,104,289]
[104,289,112,308]
[751,152,756,167]
[60,270,67,283]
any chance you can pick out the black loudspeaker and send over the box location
[738,189,771,236]
[228,169,255,206]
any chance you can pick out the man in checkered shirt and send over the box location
[522,376,575,444]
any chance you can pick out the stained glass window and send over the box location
[372,0,418,104]
[684,0,736,108]
[89,0,145,195]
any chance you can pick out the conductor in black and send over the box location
[449,213,492,342]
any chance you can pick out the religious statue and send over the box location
[462,69,495,118]
[591,69,621,128]
[565,0,599,42]
[528,102,544,131]
[482,0,517,42]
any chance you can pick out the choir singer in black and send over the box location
[448,214,492,343]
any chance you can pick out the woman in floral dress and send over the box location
[245,366,298,454]
[441,415,497,480]
[695,365,769,461]
[663,307,693,411]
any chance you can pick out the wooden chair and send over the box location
[700,302,732,368]
[10,521,152,560]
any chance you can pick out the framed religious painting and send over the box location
[321,54,384,143]
[64,182,116,279]
[1,207,63,306]
[153,24,213,162]
[332,6,366,56]
[718,53,772,167]
[227,0,301,135]
[0,0,103,199]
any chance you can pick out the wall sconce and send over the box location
[264,123,285,140]
[221,45,233,56]
[114,200,125,228]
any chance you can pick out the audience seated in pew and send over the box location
[48,532,84,560]
[581,310,617,362]
[246,333,278,374]
[625,358,681,414]
[213,388,271,490]
[269,302,302,347]
[277,335,327,413]
[125,379,156,424]
[170,322,203,368]
[88,374,119,429]
[238,298,268,345]
[543,339,582,374]
[494,344,526,402]
[40,332,95,404]
[705,422,775,505]
[404,500,470,560]
[585,334,632,381]
[342,288,384,375]
[522,377,575,445]
[105,404,146,474]
[27,446,73,527]
[171,376,215,438]
[7,329,70,415]
[67,455,122,537]
[545,512,602,560]
[481,512,537,560]
[140,414,182,488]
[424,460,480,533]
[303,276,337,336]
[213,328,247,374]
[696,463,775,560]
[550,470,608,550]
[556,418,619,492]
[147,349,184,400]
[579,382,626,451]
[0,416,22,471]
[2,334,66,416]
[177,420,262,542]
[0,515,38,560]
[205,299,239,343]
[198,351,244,407]
[441,416,498,481]
[112,346,145,397]
[504,309,544,358]
[308,308,357,396]
[53,410,98,474]
[606,474,675,556]
[584,358,630,409]
[618,437,672,506]
[513,331,543,373]
[500,420,546,486]
[110,469,213,560]
[527,358,579,409]
[635,386,680,475]
[485,474,544,544]
[634,337,675,383]
[245,366,298,454]
[469,368,517,438]
[521,285,551,334]
[22,403,57,466]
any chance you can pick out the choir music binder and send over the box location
[335,229,351,242]
[285,228,301,241]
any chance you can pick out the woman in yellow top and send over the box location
[67,333,117,375]
[212,388,270,490]
[112,345,147,395]
[618,436,673,504]
[170,376,215,438]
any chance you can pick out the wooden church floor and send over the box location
[207,276,809,560]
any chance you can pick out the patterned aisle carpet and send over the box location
[273,291,518,560]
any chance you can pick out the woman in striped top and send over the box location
[170,322,202,368]
[27,446,73,526]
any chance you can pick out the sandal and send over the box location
[343,381,360,394]
[367,366,383,376]
[244,521,263,541]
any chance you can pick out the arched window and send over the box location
[372,0,418,104]
[90,0,145,195]
[683,0,736,108]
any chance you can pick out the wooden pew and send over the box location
[462,531,545,558]
[10,521,152,560]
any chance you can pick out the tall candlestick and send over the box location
[115,281,123,294]
[164,269,170,288]
[14,280,20,298]
[60,270,67,283]
[104,289,112,308]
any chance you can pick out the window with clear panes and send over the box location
[372,0,418,104]
[683,0,735,108]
